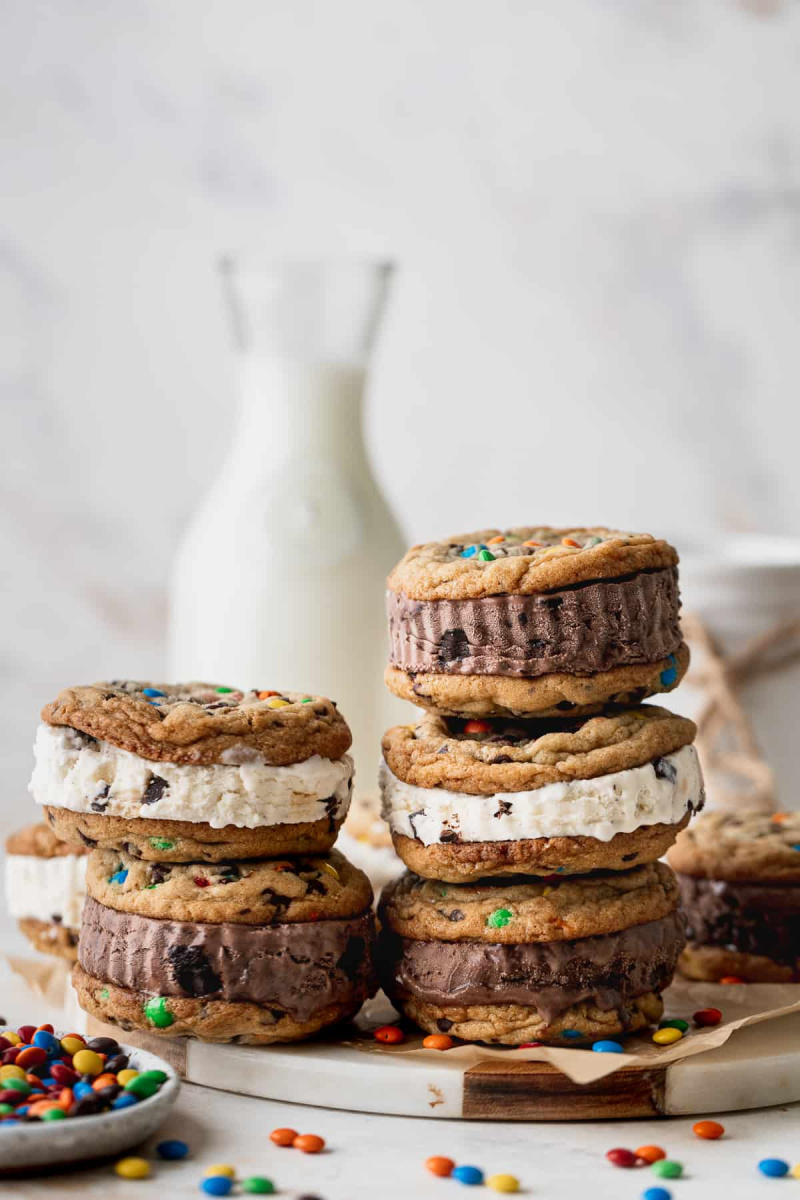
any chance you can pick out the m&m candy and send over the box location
[452,1165,484,1185]
[606,1148,637,1168]
[426,1156,455,1177]
[758,1159,789,1177]
[693,1120,724,1139]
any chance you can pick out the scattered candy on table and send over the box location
[270,1127,298,1146]
[642,1189,672,1200]
[205,1164,237,1178]
[486,1174,519,1193]
[592,1040,623,1053]
[652,1027,683,1046]
[693,1008,722,1027]
[241,1180,275,1195]
[658,1019,689,1033]
[0,1024,169,1124]
[452,1165,484,1185]
[293,1134,326,1154]
[157,1139,190,1159]
[693,1120,724,1140]
[373,1025,405,1044]
[651,1160,683,1179]
[115,1157,151,1179]
[758,1158,789,1178]
[635,1146,667,1164]
[201,1178,233,1197]
[422,1035,454,1051]
[426,1156,455,1177]
[606,1148,638,1168]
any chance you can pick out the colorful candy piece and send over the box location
[241,1180,275,1195]
[719,976,744,985]
[560,1029,583,1040]
[373,1025,404,1044]
[425,1157,455,1177]
[592,1040,623,1053]
[606,1148,637,1168]
[293,1134,325,1154]
[143,996,175,1028]
[200,1180,233,1197]
[635,1146,666,1164]
[72,1049,104,1076]
[651,1160,683,1179]
[642,1189,672,1200]
[422,1034,454,1051]
[652,1028,683,1045]
[758,1159,789,1178]
[486,1175,519,1193]
[693,1007,722,1027]
[157,1139,189,1160]
[269,1127,298,1146]
[486,909,512,929]
[114,1157,151,1179]
[693,1120,724,1139]
[452,1165,484,1186]
[658,1019,688,1033]
[205,1165,236,1178]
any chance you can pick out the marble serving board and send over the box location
[80,1010,800,1122]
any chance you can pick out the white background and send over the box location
[2,0,800,815]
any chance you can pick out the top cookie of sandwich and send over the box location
[388,526,677,601]
[382,705,696,795]
[41,682,351,766]
[5,822,89,859]
[668,809,800,883]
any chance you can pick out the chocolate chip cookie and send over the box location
[31,681,354,861]
[381,707,702,880]
[75,848,377,1043]
[386,527,685,717]
[378,868,685,1045]
[668,809,800,982]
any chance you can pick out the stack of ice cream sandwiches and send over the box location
[4,823,88,960]
[28,681,377,1043]
[668,809,800,983]
[379,526,705,1044]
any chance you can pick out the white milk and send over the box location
[168,261,407,782]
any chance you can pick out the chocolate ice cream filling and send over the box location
[385,912,684,1023]
[678,875,800,965]
[78,897,375,1022]
[387,568,681,677]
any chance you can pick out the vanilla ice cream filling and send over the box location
[380,744,702,846]
[5,853,87,927]
[30,724,354,830]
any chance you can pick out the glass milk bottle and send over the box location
[168,258,407,782]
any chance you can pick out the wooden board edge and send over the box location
[462,1060,668,1120]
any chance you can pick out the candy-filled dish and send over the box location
[0,1025,179,1171]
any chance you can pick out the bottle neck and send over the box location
[229,355,369,471]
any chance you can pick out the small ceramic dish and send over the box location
[0,1042,180,1172]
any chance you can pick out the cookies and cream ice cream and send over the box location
[381,744,702,846]
[30,723,353,830]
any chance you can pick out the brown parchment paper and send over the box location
[347,981,800,1085]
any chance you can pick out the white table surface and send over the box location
[2,898,799,1198]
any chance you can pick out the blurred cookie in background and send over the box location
[4,823,88,960]
[340,791,403,897]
